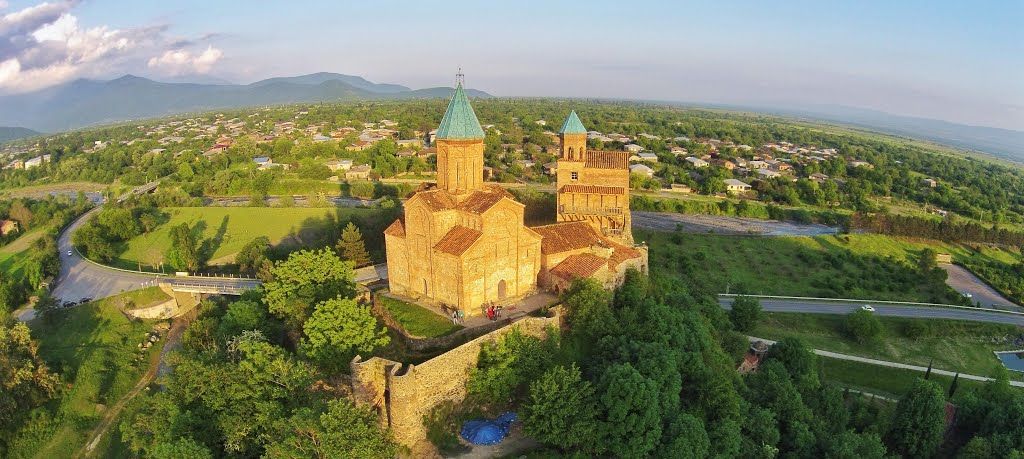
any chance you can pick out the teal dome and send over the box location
[435,83,485,140]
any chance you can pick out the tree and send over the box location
[166,222,200,272]
[1,322,61,434]
[764,337,819,390]
[336,222,371,267]
[918,248,939,273]
[217,300,275,342]
[264,399,397,459]
[562,278,615,341]
[235,236,270,275]
[73,222,116,262]
[662,413,711,458]
[845,309,883,343]
[301,298,389,371]
[97,207,141,240]
[597,363,662,458]
[729,296,762,333]
[522,364,599,451]
[263,249,355,329]
[885,378,946,458]
[150,438,213,459]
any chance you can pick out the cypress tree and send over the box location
[337,222,371,267]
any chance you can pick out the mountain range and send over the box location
[0,127,40,143]
[0,73,491,133]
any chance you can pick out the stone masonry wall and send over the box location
[351,313,559,449]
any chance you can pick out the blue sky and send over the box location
[1,0,1022,130]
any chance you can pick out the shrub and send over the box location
[845,309,883,343]
[729,296,762,333]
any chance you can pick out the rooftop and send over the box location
[559,110,587,135]
[435,83,485,140]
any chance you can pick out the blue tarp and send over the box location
[460,412,518,445]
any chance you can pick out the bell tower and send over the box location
[435,72,485,199]
[558,110,588,161]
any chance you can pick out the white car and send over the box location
[67,250,73,256]
[861,305,875,312]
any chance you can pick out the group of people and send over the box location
[485,303,502,321]
[441,304,465,325]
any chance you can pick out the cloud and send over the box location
[0,1,222,93]
[147,45,222,75]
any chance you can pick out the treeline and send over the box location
[851,213,1024,247]
[631,195,851,227]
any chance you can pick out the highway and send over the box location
[720,296,1024,326]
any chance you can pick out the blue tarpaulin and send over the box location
[460,412,518,445]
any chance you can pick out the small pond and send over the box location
[995,351,1024,372]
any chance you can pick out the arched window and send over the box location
[567,147,574,158]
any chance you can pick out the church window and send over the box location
[568,147,574,157]
[571,171,578,180]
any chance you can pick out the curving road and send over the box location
[51,206,162,304]
[720,296,1024,326]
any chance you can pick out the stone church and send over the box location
[385,83,646,316]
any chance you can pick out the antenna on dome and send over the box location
[456,67,465,87]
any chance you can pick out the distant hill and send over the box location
[0,73,491,133]
[754,104,1024,164]
[0,126,40,143]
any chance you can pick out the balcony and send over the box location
[559,205,623,216]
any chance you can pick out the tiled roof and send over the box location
[384,219,405,237]
[558,110,587,134]
[435,84,485,140]
[434,225,482,256]
[608,243,641,268]
[560,184,625,195]
[458,185,514,214]
[411,189,458,211]
[549,254,607,280]
[531,221,602,254]
[585,150,629,169]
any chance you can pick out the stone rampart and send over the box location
[351,312,559,450]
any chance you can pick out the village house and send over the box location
[748,160,769,170]
[685,156,709,168]
[629,163,655,178]
[345,164,372,180]
[848,160,873,169]
[756,168,782,179]
[326,158,353,171]
[922,178,938,188]
[809,172,830,182]
[724,178,752,194]
[397,139,422,149]
[624,144,644,154]
[668,184,692,193]
[633,152,658,162]
[670,146,688,156]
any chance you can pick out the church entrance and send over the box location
[497,280,507,300]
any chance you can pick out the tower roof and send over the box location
[559,110,587,135]
[435,83,485,140]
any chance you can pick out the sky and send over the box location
[1,0,1022,131]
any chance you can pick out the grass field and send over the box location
[640,229,1020,303]
[7,291,162,459]
[380,295,462,338]
[819,356,990,400]
[754,312,1019,376]
[113,206,382,269]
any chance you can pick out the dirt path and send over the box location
[78,316,190,457]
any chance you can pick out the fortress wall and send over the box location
[351,313,559,448]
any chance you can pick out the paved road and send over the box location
[720,296,1024,326]
[941,263,1019,310]
[632,211,839,236]
[51,206,162,303]
[749,336,1024,388]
